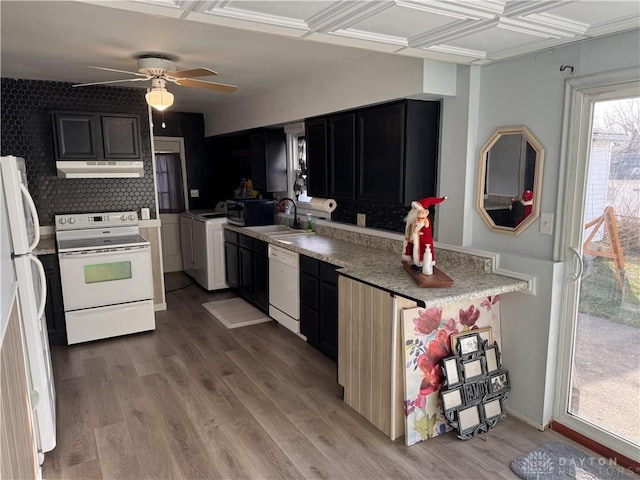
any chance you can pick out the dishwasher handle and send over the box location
[268,244,299,268]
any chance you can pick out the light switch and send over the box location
[190,189,199,198]
[540,212,553,235]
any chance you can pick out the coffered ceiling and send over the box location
[1,1,638,112]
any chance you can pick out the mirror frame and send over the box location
[476,126,545,235]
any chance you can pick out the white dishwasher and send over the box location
[268,244,304,339]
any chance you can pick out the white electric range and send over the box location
[55,211,155,344]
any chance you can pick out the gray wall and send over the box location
[471,29,640,427]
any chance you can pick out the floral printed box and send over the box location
[401,295,500,446]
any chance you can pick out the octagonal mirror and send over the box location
[477,126,544,235]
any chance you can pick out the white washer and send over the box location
[192,202,228,291]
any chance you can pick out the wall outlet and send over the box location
[141,208,150,220]
[357,213,366,227]
[190,189,199,198]
[540,212,554,235]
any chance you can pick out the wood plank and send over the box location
[44,376,97,472]
[94,422,145,480]
[0,299,38,480]
[402,261,454,287]
[120,396,182,479]
[140,373,219,479]
[42,283,578,480]
[83,356,124,428]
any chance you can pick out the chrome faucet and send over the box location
[277,197,300,229]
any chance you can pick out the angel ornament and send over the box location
[402,196,446,276]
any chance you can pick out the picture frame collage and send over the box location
[440,328,510,440]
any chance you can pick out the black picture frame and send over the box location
[439,333,510,440]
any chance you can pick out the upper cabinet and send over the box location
[358,100,440,205]
[329,113,357,200]
[101,115,141,159]
[51,111,141,161]
[250,128,287,193]
[306,113,356,200]
[305,118,329,198]
[306,99,440,205]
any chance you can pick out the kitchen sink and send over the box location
[245,225,315,236]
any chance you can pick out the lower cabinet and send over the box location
[337,276,417,440]
[224,230,268,313]
[300,254,338,360]
[223,230,239,288]
[39,254,67,346]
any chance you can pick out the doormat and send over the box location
[201,297,272,329]
[510,441,635,480]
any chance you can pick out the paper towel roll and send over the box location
[309,197,337,213]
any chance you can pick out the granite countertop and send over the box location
[225,224,528,308]
[35,236,56,255]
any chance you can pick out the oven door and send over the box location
[58,245,153,311]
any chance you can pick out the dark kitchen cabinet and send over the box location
[39,254,67,346]
[51,110,141,161]
[252,240,269,312]
[304,99,440,207]
[329,113,357,200]
[51,112,100,160]
[357,100,440,205]
[224,230,269,313]
[101,115,141,159]
[306,113,356,200]
[238,234,254,301]
[223,230,239,288]
[250,128,287,192]
[305,118,329,197]
[300,255,338,360]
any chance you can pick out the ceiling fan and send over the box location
[73,55,238,110]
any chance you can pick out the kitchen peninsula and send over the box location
[224,222,528,441]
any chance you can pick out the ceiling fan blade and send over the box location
[88,65,149,78]
[167,67,218,78]
[175,78,237,93]
[72,77,149,87]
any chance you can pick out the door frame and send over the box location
[154,136,189,211]
[555,67,639,460]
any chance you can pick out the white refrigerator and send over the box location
[0,155,56,463]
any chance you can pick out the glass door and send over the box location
[557,72,640,461]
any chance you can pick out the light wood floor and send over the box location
[44,281,568,480]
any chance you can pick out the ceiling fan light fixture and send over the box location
[145,78,174,111]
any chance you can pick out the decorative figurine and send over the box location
[511,189,533,227]
[402,196,447,274]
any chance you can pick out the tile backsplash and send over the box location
[0,78,156,225]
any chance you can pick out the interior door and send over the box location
[154,137,188,274]
[556,71,639,462]
[160,213,182,272]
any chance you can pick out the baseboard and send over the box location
[154,303,167,311]
[505,407,548,431]
[552,421,640,475]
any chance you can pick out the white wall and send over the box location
[437,65,480,246]
[203,53,452,136]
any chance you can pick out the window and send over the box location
[285,122,311,202]
[155,152,185,213]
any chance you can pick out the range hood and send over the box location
[56,160,144,179]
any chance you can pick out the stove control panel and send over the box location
[55,211,139,231]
